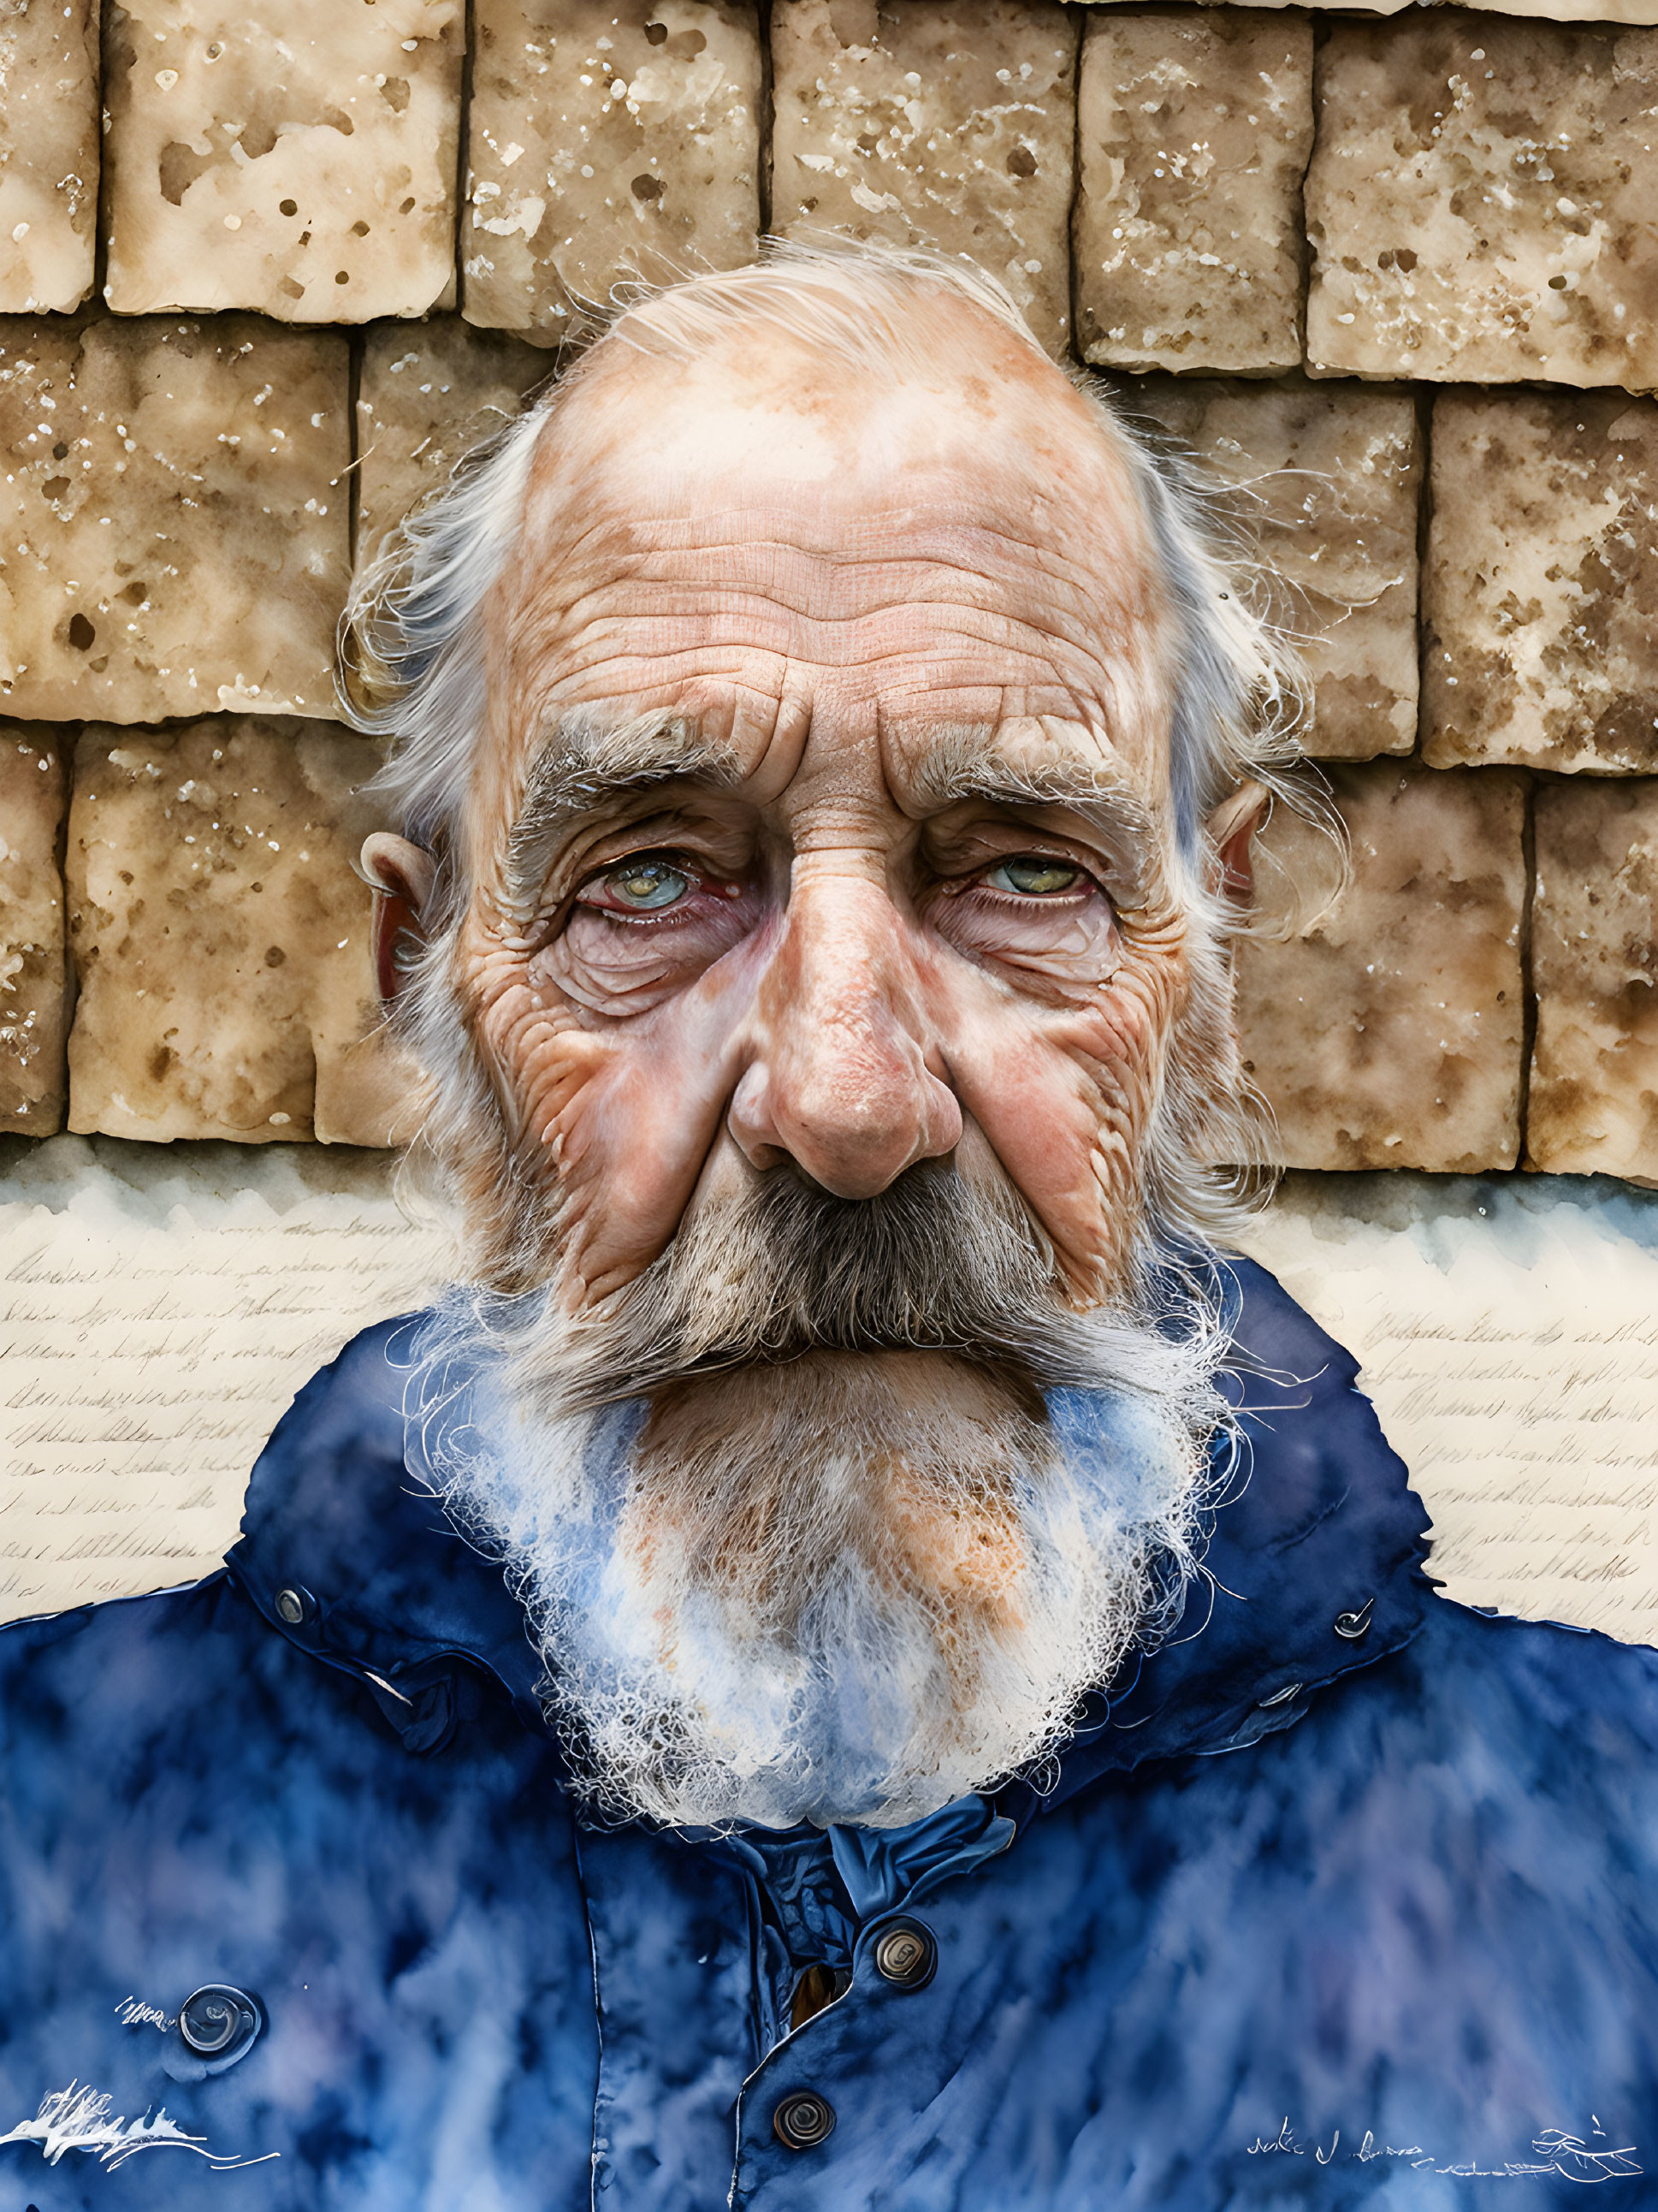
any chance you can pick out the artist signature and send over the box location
[1246,2116,1642,2182]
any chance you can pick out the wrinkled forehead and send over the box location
[520,302,1158,595]
[467,302,1175,865]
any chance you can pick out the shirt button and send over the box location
[872,1916,936,1990]
[1333,1597,1375,1641]
[274,1585,315,1627]
[773,2090,837,2150]
[179,1985,263,2067]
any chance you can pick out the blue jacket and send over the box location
[3,1260,1657,2209]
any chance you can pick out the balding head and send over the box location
[352,249,1295,859]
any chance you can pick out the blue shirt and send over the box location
[3,1259,1656,2207]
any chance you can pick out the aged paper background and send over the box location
[1241,1176,1658,1640]
[0,1140,449,1623]
[2,1141,1655,1640]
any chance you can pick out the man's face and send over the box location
[441,302,1201,1311]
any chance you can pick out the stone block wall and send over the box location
[0,0,1655,1189]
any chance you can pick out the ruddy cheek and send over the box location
[941,958,1179,1292]
[1068,977,1179,1164]
[932,993,1110,1254]
[518,983,761,1297]
[471,983,595,1153]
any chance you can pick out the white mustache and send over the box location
[510,1159,1228,1420]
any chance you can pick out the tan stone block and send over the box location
[1460,0,1658,20]
[771,0,1076,356]
[0,725,68,1135]
[1528,780,1658,1179]
[65,719,419,1146]
[356,320,548,567]
[1071,0,1658,19]
[0,0,98,311]
[463,0,761,343]
[1424,390,1658,774]
[1306,15,1658,388]
[1234,764,1525,1171]
[1122,378,1420,760]
[0,317,349,724]
[1075,12,1312,374]
[102,0,462,322]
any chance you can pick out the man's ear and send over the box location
[1203,780,1269,907]
[361,832,437,1007]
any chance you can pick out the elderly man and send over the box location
[3,247,1658,2209]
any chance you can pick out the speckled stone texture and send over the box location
[66,720,416,1146]
[101,0,462,323]
[1424,389,1658,774]
[1306,15,1658,388]
[0,0,99,312]
[0,317,349,724]
[464,0,761,343]
[1121,378,1420,759]
[1075,11,1312,374]
[1459,0,1658,18]
[1071,0,1658,17]
[1474,0,1658,16]
[772,0,1076,356]
[0,726,67,1135]
[1529,780,1658,1181]
[355,320,548,568]
[1234,764,1525,1172]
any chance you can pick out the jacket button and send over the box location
[773,2090,837,2150]
[179,1985,262,2067]
[1333,1597,1375,1641]
[274,1585,315,1627]
[872,1917,936,1990]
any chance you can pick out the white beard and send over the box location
[403,1260,1229,1833]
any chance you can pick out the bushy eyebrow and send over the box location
[903,730,1166,905]
[497,714,1171,918]
[501,712,743,916]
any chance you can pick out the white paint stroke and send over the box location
[0,2079,278,2171]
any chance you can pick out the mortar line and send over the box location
[757,0,776,240]
[346,328,365,578]
[1061,1,1084,368]
[1411,378,1436,765]
[456,0,477,325]
[1294,7,1323,373]
[89,0,112,317]
[1515,772,1539,1175]
[51,726,79,1117]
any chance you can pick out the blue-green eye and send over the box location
[983,857,1085,896]
[601,857,693,910]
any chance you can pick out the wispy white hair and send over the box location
[341,240,1329,1271]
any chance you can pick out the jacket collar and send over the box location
[998,1257,1432,1821]
[225,1257,1432,1792]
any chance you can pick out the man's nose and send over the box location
[728,874,963,1200]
